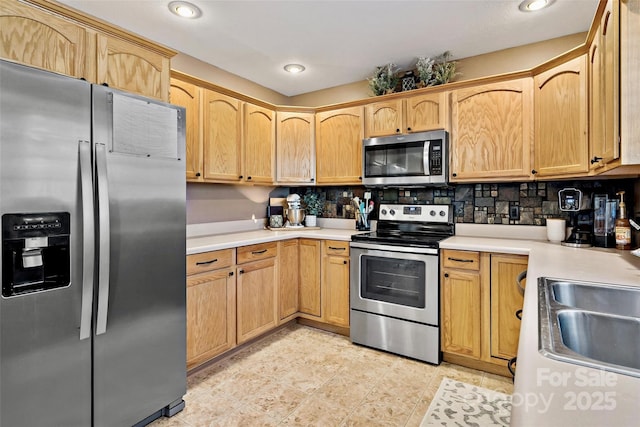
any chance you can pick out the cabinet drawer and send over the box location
[187,249,234,275]
[237,242,277,264]
[442,250,480,271]
[323,240,350,257]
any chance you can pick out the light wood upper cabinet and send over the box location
[95,33,170,101]
[299,239,321,317]
[276,111,316,184]
[202,89,243,182]
[321,241,350,327]
[534,55,589,177]
[170,77,202,181]
[236,257,277,344]
[590,0,620,170]
[364,92,448,138]
[243,103,275,184]
[0,0,86,78]
[451,78,533,181]
[441,251,481,359]
[278,240,299,321]
[315,106,364,185]
[490,254,527,361]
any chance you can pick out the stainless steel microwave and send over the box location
[362,130,448,186]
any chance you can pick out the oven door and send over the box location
[350,242,439,325]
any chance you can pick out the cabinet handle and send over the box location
[239,269,244,275]
[444,273,449,278]
[452,172,457,177]
[515,309,523,320]
[508,357,517,377]
[516,270,527,295]
[196,258,218,266]
[531,169,538,175]
[251,249,268,255]
[448,257,474,263]
[343,260,347,265]
[590,156,603,164]
[195,172,201,177]
[328,246,345,251]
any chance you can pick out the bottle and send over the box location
[615,191,631,250]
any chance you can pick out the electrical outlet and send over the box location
[509,205,520,220]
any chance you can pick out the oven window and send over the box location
[364,141,425,177]
[360,255,426,308]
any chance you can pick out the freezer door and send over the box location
[0,60,93,426]
[91,85,187,426]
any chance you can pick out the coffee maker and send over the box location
[559,188,592,248]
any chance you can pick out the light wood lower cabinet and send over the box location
[186,249,236,370]
[299,239,321,317]
[278,240,299,320]
[237,255,278,344]
[322,240,350,327]
[441,249,528,376]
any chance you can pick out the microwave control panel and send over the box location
[428,140,443,175]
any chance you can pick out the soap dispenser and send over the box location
[615,191,631,250]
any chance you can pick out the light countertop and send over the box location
[442,236,640,427]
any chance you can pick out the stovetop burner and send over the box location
[351,204,455,248]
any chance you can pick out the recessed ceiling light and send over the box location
[284,64,306,74]
[518,0,555,12]
[168,1,202,19]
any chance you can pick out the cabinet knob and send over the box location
[452,173,457,178]
[396,128,400,133]
[444,273,449,278]
[343,260,347,265]
[195,172,201,177]
[248,176,253,180]
[310,178,315,182]
[407,127,412,132]
[239,269,244,275]
[239,175,243,179]
[358,176,362,180]
[590,156,603,164]
[531,169,538,175]
[229,271,234,277]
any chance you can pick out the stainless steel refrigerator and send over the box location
[0,59,187,427]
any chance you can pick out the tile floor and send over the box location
[151,323,513,427]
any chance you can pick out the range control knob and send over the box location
[439,210,446,217]
[380,209,387,216]
[389,209,396,216]
[430,210,436,216]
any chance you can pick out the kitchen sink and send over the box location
[551,280,640,318]
[539,277,640,378]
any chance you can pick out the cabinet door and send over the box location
[299,239,321,317]
[244,103,275,184]
[323,255,350,327]
[405,92,449,133]
[591,0,620,169]
[0,0,86,78]
[315,106,364,185]
[202,89,242,182]
[170,77,202,181]
[278,240,299,320]
[490,254,528,361]
[236,258,277,344]
[186,269,236,369]
[451,78,533,181]
[276,111,315,184]
[441,269,481,359]
[534,55,589,177]
[96,33,170,101]
[364,99,403,137]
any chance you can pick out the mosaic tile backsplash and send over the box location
[294,179,636,225]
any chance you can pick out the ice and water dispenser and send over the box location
[2,212,70,297]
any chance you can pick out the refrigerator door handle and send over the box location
[79,140,95,340]
[95,143,111,335]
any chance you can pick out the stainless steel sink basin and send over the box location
[551,280,640,318]
[557,310,640,372]
[539,277,640,378]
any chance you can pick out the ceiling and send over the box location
[57,0,600,97]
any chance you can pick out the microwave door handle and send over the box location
[423,140,431,176]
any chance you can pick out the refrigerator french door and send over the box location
[0,59,187,427]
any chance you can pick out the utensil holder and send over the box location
[356,212,370,231]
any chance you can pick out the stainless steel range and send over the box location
[349,203,454,364]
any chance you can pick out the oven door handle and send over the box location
[349,241,438,255]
